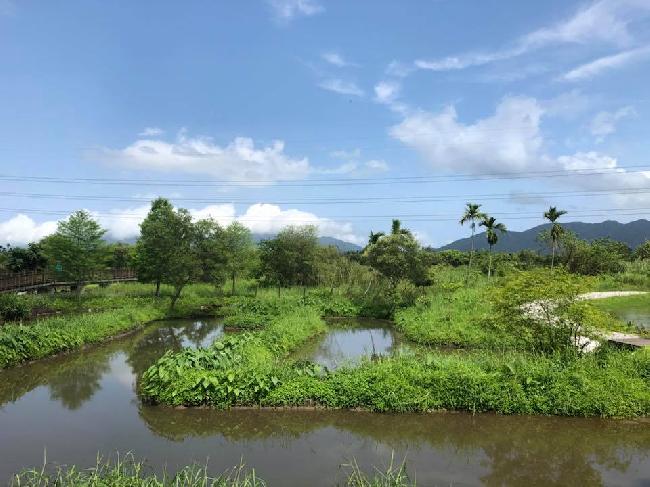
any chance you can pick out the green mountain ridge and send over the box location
[438,219,650,252]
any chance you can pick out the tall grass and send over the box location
[11,453,264,487]
[0,283,222,369]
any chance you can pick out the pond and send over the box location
[292,317,406,369]
[0,317,648,486]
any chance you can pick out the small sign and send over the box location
[55,262,62,272]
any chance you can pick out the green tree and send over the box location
[41,210,107,294]
[635,240,650,260]
[135,198,176,296]
[220,222,256,295]
[161,207,199,308]
[479,216,507,279]
[459,203,486,273]
[543,206,567,268]
[259,225,318,296]
[194,218,225,286]
[364,222,426,285]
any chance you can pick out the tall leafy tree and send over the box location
[161,207,199,308]
[364,221,426,285]
[220,222,256,295]
[259,225,318,296]
[543,206,567,268]
[135,198,176,296]
[479,216,507,279]
[459,203,486,273]
[194,218,225,285]
[41,210,107,294]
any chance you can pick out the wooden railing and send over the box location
[0,268,137,292]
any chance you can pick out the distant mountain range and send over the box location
[438,219,650,253]
[107,234,363,252]
[252,234,362,252]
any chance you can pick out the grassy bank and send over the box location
[10,454,413,487]
[140,295,650,417]
[0,284,221,369]
[140,305,326,407]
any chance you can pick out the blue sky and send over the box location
[1,0,649,247]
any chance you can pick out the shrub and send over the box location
[0,294,30,322]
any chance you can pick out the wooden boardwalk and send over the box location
[0,269,137,293]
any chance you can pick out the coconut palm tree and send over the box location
[459,203,486,272]
[543,206,567,269]
[479,216,507,279]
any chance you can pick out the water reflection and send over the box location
[0,318,223,409]
[138,407,650,486]
[1,317,649,486]
[293,318,403,369]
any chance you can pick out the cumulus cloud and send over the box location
[562,46,650,81]
[0,204,363,247]
[589,106,635,138]
[267,0,323,22]
[318,78,364,96]
[0,214,57,246]
[414,0,650,73]
[554,151,650,207]
[95,132,311,183]
[390,96,544,173]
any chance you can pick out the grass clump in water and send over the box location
[11,453,265,486]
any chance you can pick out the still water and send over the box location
[0,318,648,486]
[293,317,404,369]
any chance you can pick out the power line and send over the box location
[1,187,650,205]
[0,206,647,223]
[1,164,649,187]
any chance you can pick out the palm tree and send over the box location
[368,231,385,245]
[390,219,412,237]
[479,216,507,279]
[543,206,567,269]
[459,203,486,272]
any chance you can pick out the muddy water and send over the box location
[0,318,648,486]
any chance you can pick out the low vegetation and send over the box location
[11,454,415,487]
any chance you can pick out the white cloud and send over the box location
[318,78,364,96]
[555,151,650,207]
[321,51,357,67]
[329,148,390,173]
[390,96,544,173]
[364,160,389,172]
[543,90,592,119]
[562,46,650,81]
[414,0,650,73]
[267,0,323,22]
[0,214,57,246]
[0,204,363,246]
[385,60,414,78]
[138,127,164,137]
[589,106,635,138]
[96,132,311,183]
[374,81,400,104]
[373,80,407,113]
[237,203,363,244]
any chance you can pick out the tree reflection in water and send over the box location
[0,318,224,410]
[139,408,650,486]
